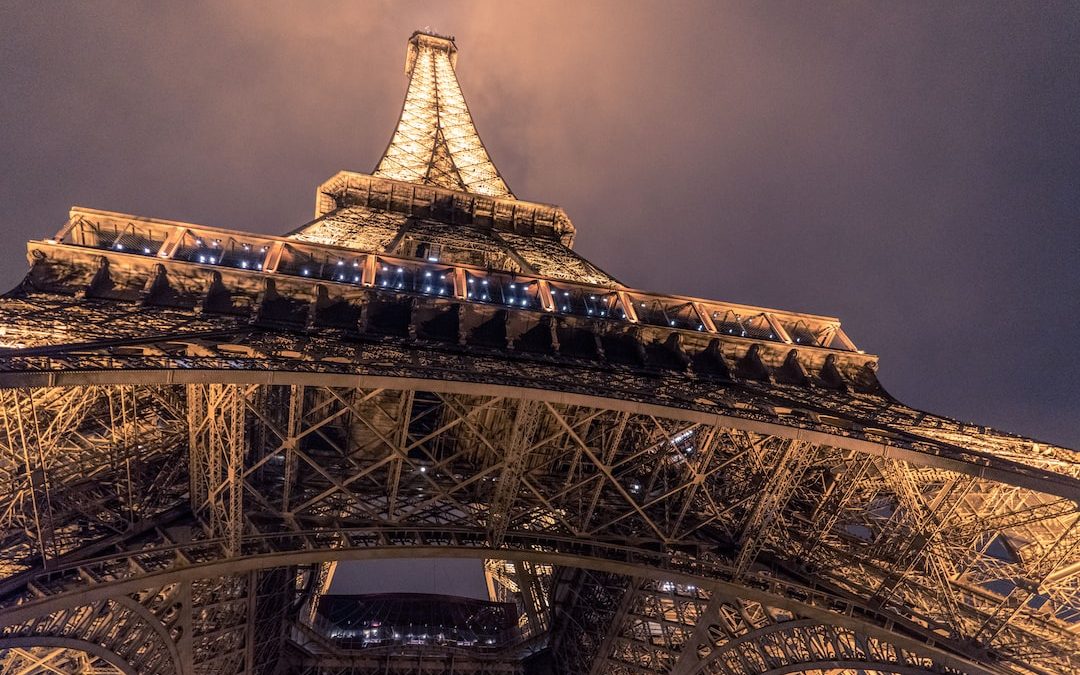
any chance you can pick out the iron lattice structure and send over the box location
[0,30,1078,675]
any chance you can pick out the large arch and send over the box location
[0,593,181,675]
[0,370,1076,673]
[0,544,996,675]
[0,636,140,675]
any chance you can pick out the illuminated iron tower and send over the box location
[0,30,1078,675]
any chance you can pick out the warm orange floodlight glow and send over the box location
[374,31,513,198]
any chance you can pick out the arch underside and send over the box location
[0,367,1077,673]
[0,551,985,675]
[0,639,131,675]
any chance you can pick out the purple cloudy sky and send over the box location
[1,2,1078,449]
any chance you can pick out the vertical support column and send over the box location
[187,384,209,513]
[225,386,245,557]
[586,576,641,675]
[187,383,247,556]
[484,562,500,602]
[514,561,549,636]
[386,390,414,522]
[245,570,258,675]
[281,385,303,516]
[487,399,544,547]
[0,388,59,565]
[177,580,194,675]
[733,439,815,576]
[304,561,339,625]
[106,386,137,528]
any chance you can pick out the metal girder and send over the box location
[187,384,248,557]
[732,439,816,575]
[0,591,181,675]
[2,358,1074,503]
[487,399,545,547]
[586,576,643,675]
[1,31,1078,675]
[550,572,975,675]
[0,642,130,675]
[0,382,1077,673]
[668,593,726,675]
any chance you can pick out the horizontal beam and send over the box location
[0,369,1074,500]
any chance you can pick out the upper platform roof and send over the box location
[371,31,514,199]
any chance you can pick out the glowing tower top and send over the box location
[373,31,514,199]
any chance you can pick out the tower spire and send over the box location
[373,31,514,199]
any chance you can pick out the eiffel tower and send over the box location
[0,30,1077,675]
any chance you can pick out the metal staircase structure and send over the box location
[0,30,1077,675]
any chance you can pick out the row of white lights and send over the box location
[103,239,817,345]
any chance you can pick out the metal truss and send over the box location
[0,378,1077,673]
[557,574,976,675]
[0,645,125,674]
[0,567,294,675]
[188,384,248,557]
[1,27,1078,675]
[485,559,553,643]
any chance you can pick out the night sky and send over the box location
[2,1,1078,455]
